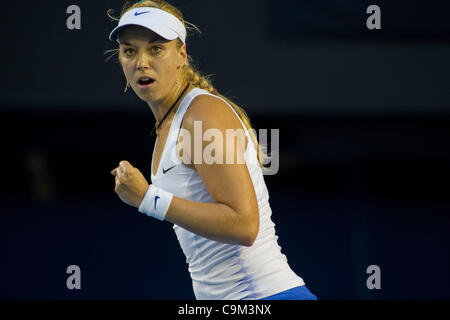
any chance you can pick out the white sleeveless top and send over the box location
[151,88,304,300]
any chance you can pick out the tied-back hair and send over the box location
[107,0,268,167]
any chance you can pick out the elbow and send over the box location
[241,236,256,247]
[240,219,259,247]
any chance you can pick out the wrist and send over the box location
[138,184,174,221]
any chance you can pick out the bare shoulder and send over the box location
[182,94,244,131]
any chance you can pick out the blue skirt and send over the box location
[260,285,318,300]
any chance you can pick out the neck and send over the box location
[149,79,189,125]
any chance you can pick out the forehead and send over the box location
[118,25,166,44]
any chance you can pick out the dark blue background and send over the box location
[1,0,449,299]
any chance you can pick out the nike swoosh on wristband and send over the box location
[162,165,176,174]
[154,196,160,210]
[134,11,150,16]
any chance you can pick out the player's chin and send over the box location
[136,89,155,101]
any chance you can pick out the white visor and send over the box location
[109,7,186,44]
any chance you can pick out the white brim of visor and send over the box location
[109,7,186,44]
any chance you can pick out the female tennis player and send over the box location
[108,0,317,300]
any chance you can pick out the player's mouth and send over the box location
[137,76,155,88]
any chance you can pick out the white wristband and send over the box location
[138,185,174,221]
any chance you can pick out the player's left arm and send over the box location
[163,95,260,246]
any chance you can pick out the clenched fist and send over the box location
[111,160,149,208]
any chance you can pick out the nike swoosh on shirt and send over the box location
[134,11,150,16]
[162,165,176,174]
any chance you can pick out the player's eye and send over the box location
[152,46,162,54]
[123,48,135,56]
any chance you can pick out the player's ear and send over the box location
[177,43,187,68]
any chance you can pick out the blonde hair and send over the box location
[107,0,267,166]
